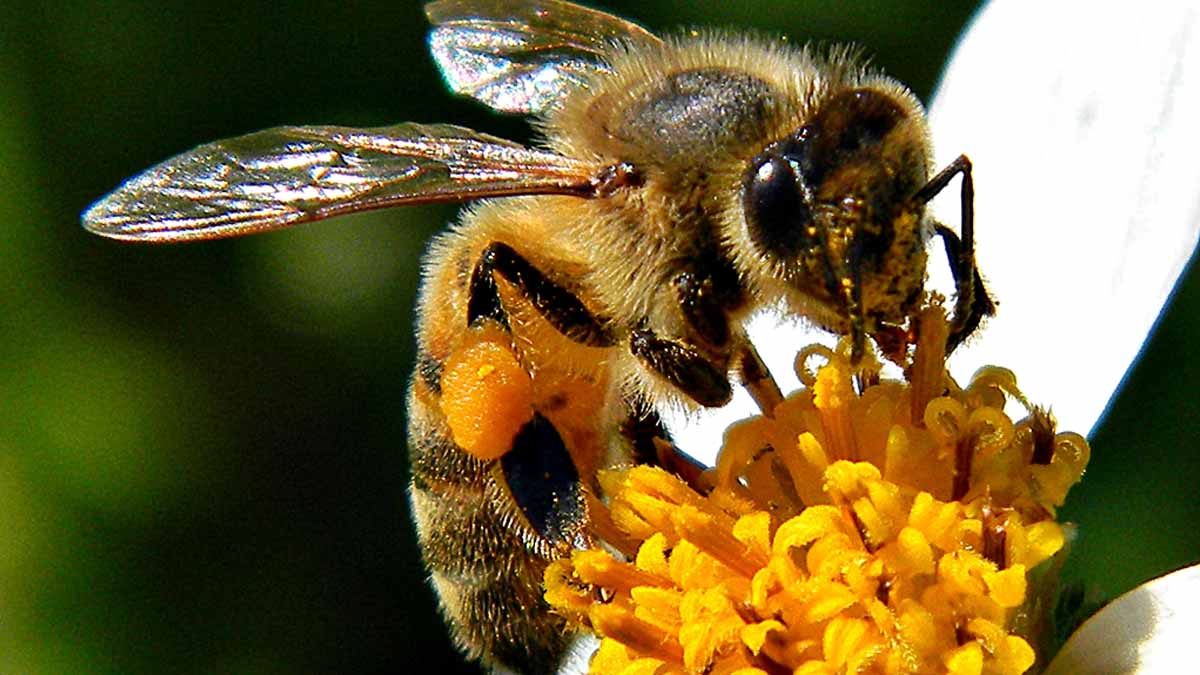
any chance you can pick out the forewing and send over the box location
[82,123,603,242]
[425,0,661,114]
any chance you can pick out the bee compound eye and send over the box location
[742,154,813,259]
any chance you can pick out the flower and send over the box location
[546,305,1088,674]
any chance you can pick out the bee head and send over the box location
[740,87,931,337]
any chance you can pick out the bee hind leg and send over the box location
[407,399,576,674]
[499,412,588,547]
[467,241,616,346]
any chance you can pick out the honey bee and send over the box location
[82,0,993,671]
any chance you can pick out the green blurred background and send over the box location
[1,1,1195,673]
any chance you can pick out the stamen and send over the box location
[590,604,685,662]
[1026,406,1057,465]
[911,303,950,422]
[813,356,859,461]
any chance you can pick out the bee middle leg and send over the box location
[736,340,784,414]
[661,266,783,411]
[619,405,711,491]
[466,240,780,412]
[630,329,733,407]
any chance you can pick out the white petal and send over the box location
[927,1,1200,435]
[556,633,600,675]
[1043,564,1200,675]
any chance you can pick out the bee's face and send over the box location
[737,87,932,331]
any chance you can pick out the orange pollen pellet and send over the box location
[439,338,534,461]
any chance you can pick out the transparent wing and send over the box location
[82,122,605,242]
[425,0,661,114]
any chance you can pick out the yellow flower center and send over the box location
[545,304,1089,675]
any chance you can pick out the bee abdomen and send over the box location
[411,478,571,671]
[407,383,578,672]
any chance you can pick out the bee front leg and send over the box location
[915,155,996,351]
[934,224,995,351]
[467,241,616,346]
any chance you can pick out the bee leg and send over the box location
[414,350,443,395]
[619,406,711,491]
[736,340,784,415]
[630,329,733,407]
[500,412,588,548]
[621,405,674,466]
[914,154,996,351]
[934,224,995,351]
[673,268,737,348]
[467,241,616,346]
[673,265,781,411]
[408,402,574,673]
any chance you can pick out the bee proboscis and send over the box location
[82,1,993,671]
